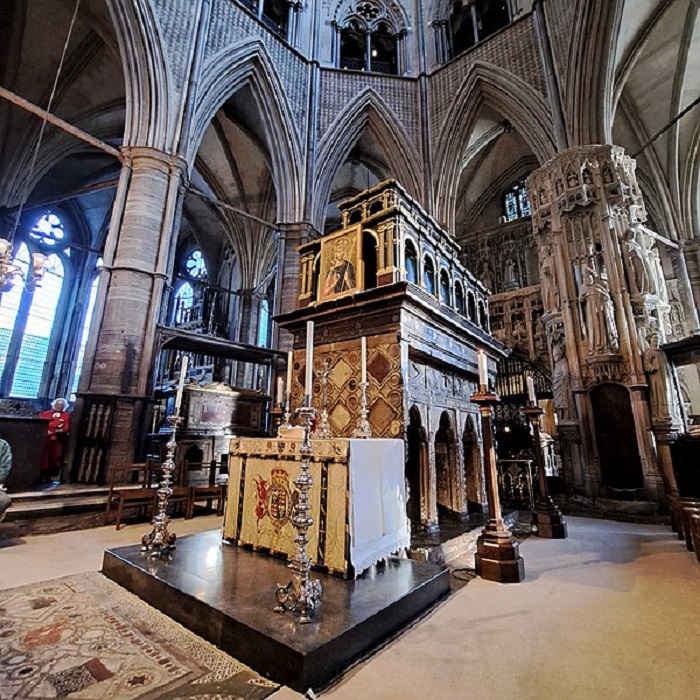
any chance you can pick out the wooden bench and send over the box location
[104,462,158,530]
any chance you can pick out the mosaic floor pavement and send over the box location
[0,571,279,699]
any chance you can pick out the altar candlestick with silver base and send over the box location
[471,351,525,583]
[281,389,293,432]
[352,381,372,438]
[353,337,372,438]
[141,412,180,556]
[274,404,323,623]
[524,384,567,539]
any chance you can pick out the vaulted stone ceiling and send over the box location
[611,0,699,240]
[0,0,697,260]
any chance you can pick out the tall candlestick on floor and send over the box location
[173,355,189,414]
[471,372,525,583]
[524,390,568,539]
[274,405,323,623]
[478,350,488,389]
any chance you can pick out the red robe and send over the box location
[39,410,70,477]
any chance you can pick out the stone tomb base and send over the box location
[102,530,449,692]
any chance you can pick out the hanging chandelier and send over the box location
[0,0,82,294]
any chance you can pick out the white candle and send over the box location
[277,377,284,404]
[305,321,314,400]
[174,355,189,415]
[286,350,293,397]
[361,336,367,384]
[527,376,537,404]
[477,350,488,387]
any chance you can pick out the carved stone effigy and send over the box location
[529,145,679,504]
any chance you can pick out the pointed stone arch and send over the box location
[463,413,485,510]
[565,0,623,145]
[406,405,435,529]
[110,0,176,150]
[433,61,556,232]
[312,88,423,230]
[189,40,304,222]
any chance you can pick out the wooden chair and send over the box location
[104,462,158,530]
[187,458,226,519]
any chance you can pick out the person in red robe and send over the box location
[39,398,70,483]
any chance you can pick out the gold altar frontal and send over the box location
[224,437,351,577]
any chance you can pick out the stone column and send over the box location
[530,145,671,506]
[669,246,700,333]
[84,147,185,476]
[276,222,318,350]
[683,239,700,322]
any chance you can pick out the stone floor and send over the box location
[2,516,699,699]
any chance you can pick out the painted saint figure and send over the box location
[323,239,356,296]
[643,333,681,425]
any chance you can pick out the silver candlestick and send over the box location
[274,405,323,623]
[316,358,333,439]
[142,413,180,557]
[352,381,372,438]
[282,388,293,431]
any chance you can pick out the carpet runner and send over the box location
[0,571,278,699]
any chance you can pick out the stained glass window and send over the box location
[503,180,531,222]
[185,250,207,279]
[71,268,101,398]
[258,299,270,348]
[30,212,65,246]
[0,243,30,379]
[10,253,65,397]
[174,282,194,324]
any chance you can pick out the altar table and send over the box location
[223,437,409,578]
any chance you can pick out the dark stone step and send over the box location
[102,529,450,693]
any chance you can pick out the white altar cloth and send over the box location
[347,438,410,574]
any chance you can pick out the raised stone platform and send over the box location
[102,529,450,692]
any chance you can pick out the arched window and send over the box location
[340,21,365,71]
[336,0,406,75]
[10,253,65,398]
[0,244,30,378]
[444,0,512,62]
[262,0,289,37]
[185,249,208,280]
[424,256,436,295]
[405,240,419,284]
[174,282,195,326]
[467,291,476,322]
[71,264,101,398]
[504,179,531,222]
[257,282,275,348]
[478,299,487,329]
[258,299,270,347]
[455,281,465,315]
[0,210,80,399]
[439,269,451,305]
